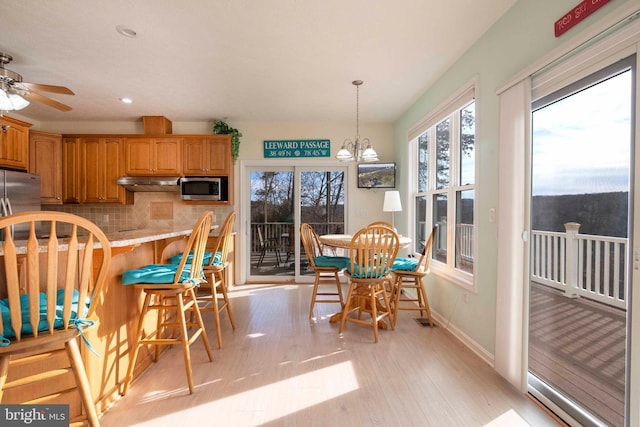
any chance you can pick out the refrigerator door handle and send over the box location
[5,197,13,216]
[4,197,14,238]
[0,197,7,217]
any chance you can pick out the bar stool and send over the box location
[198,211,236,348]
[0,212,112,427]
[121,211,214,395]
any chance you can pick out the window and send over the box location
[410,85,475,285]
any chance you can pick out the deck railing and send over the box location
[251,221,628,309]
[531,223,628,309]
[250,222,344,252]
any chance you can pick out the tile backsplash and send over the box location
[44,192,231,233]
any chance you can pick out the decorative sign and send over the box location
[555,0,611,37]
[263,139,330,158]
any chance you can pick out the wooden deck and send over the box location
[529,282,626,427]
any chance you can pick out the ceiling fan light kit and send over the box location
[0,52,74,112]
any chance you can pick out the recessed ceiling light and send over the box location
[120,97,133,104]
[116,25,137,38]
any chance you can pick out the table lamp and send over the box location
[383,190,402,230]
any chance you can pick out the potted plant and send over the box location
[213,119,242,162]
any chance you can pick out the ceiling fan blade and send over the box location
[22,91,72,112]
[21,82,74,95]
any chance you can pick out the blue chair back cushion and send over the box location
[314,256,350,270]
[169,251,217,266]
[392,257,419,272]
[0,289,88,345]
[122,264,200,285]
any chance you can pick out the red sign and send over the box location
[554,0,611,37]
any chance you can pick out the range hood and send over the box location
[117,176,180,192]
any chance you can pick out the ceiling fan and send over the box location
[0,52,74,112]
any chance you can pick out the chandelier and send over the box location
[336,80,378,162]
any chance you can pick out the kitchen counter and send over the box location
[106,224,219,248]
[0,224,218,255]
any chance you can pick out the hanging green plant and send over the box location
[213,119,242,162]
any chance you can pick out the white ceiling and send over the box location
[0,0,515,124]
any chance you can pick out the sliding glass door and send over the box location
[528,56,634,427]
[245,164,347,282]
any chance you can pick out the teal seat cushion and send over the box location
[314,256,350,270]
[392,257,419,272]
[0,288,89,345]
[169,251,216,266]
[122,264,200,285]
[346,264,392,279]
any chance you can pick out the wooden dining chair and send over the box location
[339,224,399,342]
[300,223,349,319]
[0,211,112,427]
[121,211,214,395]
[392,226,437,327]
[367,220,394,228]
[198,211,236,348]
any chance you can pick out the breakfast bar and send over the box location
[1,224,219,419]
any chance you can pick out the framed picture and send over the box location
[357,163,396,188]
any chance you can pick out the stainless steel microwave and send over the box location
[180,177,222,201]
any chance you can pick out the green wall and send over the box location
[393,0,636,355]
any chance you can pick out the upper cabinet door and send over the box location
[29,131,62,204]
[0,116,31,170]
[182,136,231,176]
[81,137,130,204]
[62,138,80,204]
[153,138,182,175]
[125,138,182,175]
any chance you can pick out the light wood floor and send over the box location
[99,284,560,427]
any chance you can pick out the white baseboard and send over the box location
[431,309,495,367]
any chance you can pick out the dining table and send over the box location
[318,232,412,327]
[319,233,412,250]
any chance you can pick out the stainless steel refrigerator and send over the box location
[0,170,41,239]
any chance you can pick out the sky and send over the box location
[531,69,631,196]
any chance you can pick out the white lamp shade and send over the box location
[0,90,29,111]
[383,191,402,212]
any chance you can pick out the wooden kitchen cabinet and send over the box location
[29,130,63,204]
[0,116,31,170]
[124,137,182,175]
[62,137,81,203]
[183,135,231,176]
[81,137,132,204]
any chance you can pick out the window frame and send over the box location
[408,81,477,289]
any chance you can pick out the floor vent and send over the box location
[415,318,436,327]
